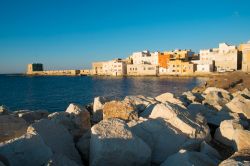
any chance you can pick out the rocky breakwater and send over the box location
[0,87,250,166]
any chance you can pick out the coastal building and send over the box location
[158,52,171,68]
[93,59,127,76]
[92,62,105,75]
[199,43,241,71]
[239,41,250,72]
[192,60,214,72]
[26,63,80,75]
[127,64,159,76]
[167,60,195,75]
[130,51,158,65]
[27,63,44,74]
[166,49,194,61]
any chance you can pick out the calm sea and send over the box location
[0,75,207,112]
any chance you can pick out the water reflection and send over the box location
[0,75,207,112]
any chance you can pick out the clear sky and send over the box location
[0,0,250,73]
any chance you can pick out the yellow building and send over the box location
[165,49,194,61]
[239,41,250,72]
[167,60,195,75]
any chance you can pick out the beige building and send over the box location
[93,59,127,76]
[192,60,214,72]
[200,43,240,71]
[239,41,250,72]
[127,64,159,76]
[167,60,195,75]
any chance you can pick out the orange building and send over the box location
[158,52,171,68]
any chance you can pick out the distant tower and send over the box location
[27,63,44,74]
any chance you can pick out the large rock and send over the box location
[200,141,221,162]
[92,96,110,123]
[102,100,138,121]
[233,129,250,151]
[219,149,250,166]
[155,92,184,106]
[214,120,244,148]
[90,118,151,166]
[0,131,53,166]
[49,103,91,139]
[28,119,82,165]
[0,115,28,142]
[203,87,232,111]
[0,105,9,115]
[180,91,204,105]
[124,95,157,112]
[160,149,218,166]
[46,154,80,166]
[187,103,241,126]
[128,118,188,164]
[15,110,49,123]
[141,102,211,140]
[225,94,250,119]
[77,131,91,162]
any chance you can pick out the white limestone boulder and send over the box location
[90,118,151,166]
[124,95,157,112]
[15,110,49,123]
[28,119,82,165]
[233,129,250,151]
[92,96,110,123]
[140,102,211,140]
[49,103,91,139]
[187,103,241,126]
[102,100,138,121]
[180,91,204,104]
[160,149,218,166]
[202,87,232,111]
[0,130,53,166]
[128,118,188,164]
[0,115,28,142]
[155,92,185,106]
[214,120,244,148]
[219,149,250,166]
[0,105,9,115]
[225,94,250,119]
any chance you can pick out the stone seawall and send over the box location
[1,87,250,166]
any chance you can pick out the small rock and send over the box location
[92,96,110,123]
[219,149,250,166]
[233,129,250,151]
[155,92,184,106]
[124,95,157,112]
[16,110,49,123]
[0,105,9,115]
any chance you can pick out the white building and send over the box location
[102,59,127,76]
[199,43,240,71]
[130,50,159,65]
[192,60,214,72]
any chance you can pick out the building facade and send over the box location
[158,52,171,68]
[127,64,159,76]
[192,60,214,72]
[27,63,44,74]
[199,43,240,71]
[130,51,158,65]
[167,60,195,75]
[239,41,250,72]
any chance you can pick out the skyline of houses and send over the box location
[92,40,250,76]
[27,40,250,76]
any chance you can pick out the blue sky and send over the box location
[0,0,250,73]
